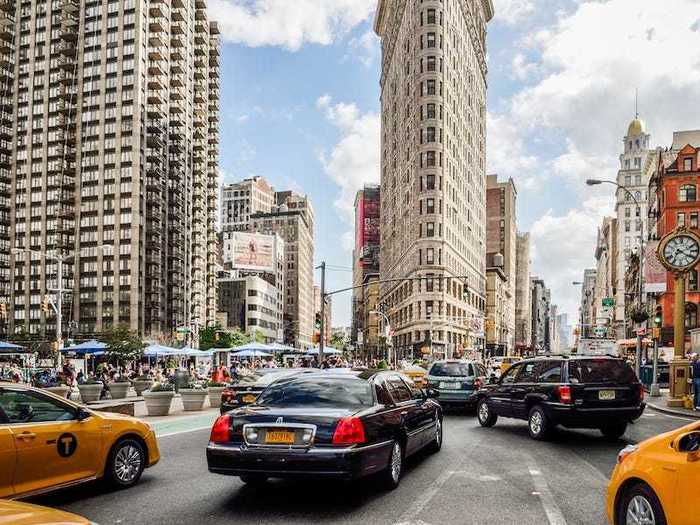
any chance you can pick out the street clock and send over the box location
[657,227,700,273]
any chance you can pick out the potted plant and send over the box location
[179,381,209,411]
[143,382,175,416]
[206,380,227,408]
[132,374,154,397]
[109,376,130,400]
[44,378,71,399]
[77,377,103,404]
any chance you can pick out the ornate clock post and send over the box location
[656,226,700,407]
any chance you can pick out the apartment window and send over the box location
[426,9,436,24]
[625,159,630,169]
[427,56,436,72]
[425,127,436,142]
[426,174,435,190]
[635,174,641,185]
[684,157,693,171]
[625,208,631,218]
[691,212,699,229]
[678,212,686,227]
[426,33,436,48]
[624,175,631,185]
[426,151,436,166]
[426,198,435,214]
[689,270,699,292]
[426,80,436,95]
[426,103,436,119]
[625,220,631,232]
[426,222,435,237]
[680,184,697,202]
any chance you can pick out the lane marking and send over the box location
[527,461,568,525]
[157,425,212,438]
[394,469,455,525]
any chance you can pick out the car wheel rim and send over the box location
[626,495,656,525]
[530,412,543,435]
[435,419,442,446]
[114,444,142,484]
[390,443,402,483]
[478,402,489,422]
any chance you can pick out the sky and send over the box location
[209,0,700,329]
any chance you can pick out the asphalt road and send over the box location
[31,408,697,525]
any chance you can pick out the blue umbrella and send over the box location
[233,349,273,358]
[230,342,273,352]
[0,341,30,354]
[62,339,107,356]
[144,344,182,357]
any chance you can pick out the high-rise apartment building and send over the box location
[514,232,531,352]
[486,174,516,352]
[0,0,220,339]
[250,191,314,348]
[220,176,274,237]
[530,277,550,352]
[374,0,494,358]
[579,268,597,339]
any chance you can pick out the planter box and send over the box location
[143,390,175,416]
[179,389,209,411]
[133,380,154,397]
[44,385,70,399]
[78,383,103,404]
[109,381,130,400]
[207,387,226,408]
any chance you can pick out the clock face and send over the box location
[663,235,700,268]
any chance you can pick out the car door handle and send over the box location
[662,466,677,473]
[400,411,408,416]
[16,432,36,441]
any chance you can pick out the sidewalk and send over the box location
[645,389,700,419]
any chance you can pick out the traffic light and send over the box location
[0,302,6,318]
[313,332,320,344]
[315,312,322,330]
[654,306,663,327]
[41,299,49,313]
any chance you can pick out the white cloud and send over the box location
[510,52,536,80]
[348,30,380,67]
[208,0,376,51]
[236,114,250,123]
[493,0,536,25]
[486,112,540,188]
[317,94,380,239]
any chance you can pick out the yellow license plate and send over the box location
[599,390,616,400]
[242,394,257,403]
[265,430,295,444]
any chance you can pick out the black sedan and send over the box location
[207,370,442,489]
[219,369,315,414]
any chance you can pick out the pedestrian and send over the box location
[692,353,700,411]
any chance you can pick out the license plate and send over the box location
[599,390,616,400]
[440,382,460,390]
[265,430,295,444]
[242,394,257,403]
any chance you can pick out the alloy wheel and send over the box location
[114,444,143,484]
[626,495,656,525]
[390,442,402,483]
[478,402,489,423]
[529,411,543,436]
[435,419,442,447]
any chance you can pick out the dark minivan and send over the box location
[475,356,645,440]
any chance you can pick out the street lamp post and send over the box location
[369,309,392,368]
[587,179,646,378]
[572,281,584,341]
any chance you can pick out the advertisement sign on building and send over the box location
[356,187,380,272]
[226,233,276,272]
[644,241,667,293]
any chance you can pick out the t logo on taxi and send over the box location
[57,433,77,458]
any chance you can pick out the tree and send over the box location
[103,325,145,367]
[329,332,347,350]
[199,324,249,351]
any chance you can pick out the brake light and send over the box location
[332,417,366,445]
[638,384,645,402]
[558,385,573,404]
[210,415,231,443]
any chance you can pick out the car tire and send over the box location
[600,422,628,440]
[240,474,268,486]
[617,483,667,525]
[527,406,552,441]
[105,438,146,489]
[477,398,497,428]
[380,441,403,490]
[426,417,443,453]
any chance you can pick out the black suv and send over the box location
[475,356,645,440]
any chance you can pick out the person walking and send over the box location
[692,353,700,411]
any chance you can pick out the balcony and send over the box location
[61,0,79,13]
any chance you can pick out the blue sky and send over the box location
[211,0,700,327]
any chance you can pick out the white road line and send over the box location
[527,461,568,525]
[393,469,455,525]
[157,425,212,438]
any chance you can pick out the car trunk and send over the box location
[226,406,358,446]
[567,359,641,408]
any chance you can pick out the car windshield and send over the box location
[429,362,471,377]
[569,360,637,384]
[256,377,374,407]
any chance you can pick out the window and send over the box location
[426,32,436,48]
[0,389,76,423]
[684,157,693,171]
[689,270,699,292]
[691,213,699,229]
[678,213,686,227]
[386,375,411,403]
[426,103,436,119]
[500,364,522,385]
[686,303,698,329]
[515,362,538,383]
[426,55,436,72]
[426,9,436,24]
[536,362,562,384]
[426,80,436,95]
[680,184,697,202]
[426,175,435,190]
[375,380,392,405]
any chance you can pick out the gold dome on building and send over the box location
[627,117,646,137]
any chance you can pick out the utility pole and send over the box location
[318,261,326,364]
[55,255,63,366]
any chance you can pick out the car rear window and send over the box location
[256,377,373,407]
[568,360,636,384]
[429,362,472,377]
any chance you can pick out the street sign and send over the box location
[602,298,615,307]
[176,326,191,334]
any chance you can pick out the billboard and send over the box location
[356,187,380,272]
[644,241,667,294]
[226,233,275,272]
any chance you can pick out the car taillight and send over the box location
[210,415,231,443]
[332,417,366,445]
[558,385,572,404]
[638,384,645,402]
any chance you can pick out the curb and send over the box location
[645,401,700,419]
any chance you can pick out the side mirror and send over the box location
[673,431,700,458]
[77,408,91,422]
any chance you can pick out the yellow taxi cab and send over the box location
[0,500,92,525]
[400,365,428,387]
[607,419,699,525]
[499,356,521,375]
[0,383,160,500]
